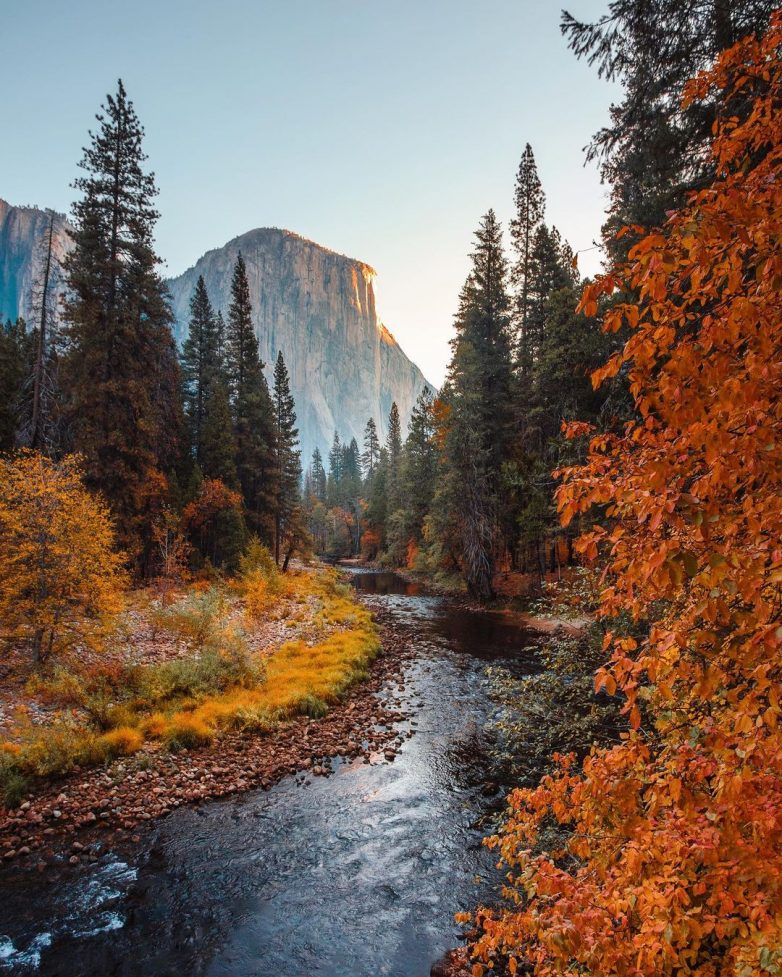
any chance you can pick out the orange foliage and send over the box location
[0,452,126,662]
[405,539,419,569]
[182,479,243,530]
[469,19,782,977]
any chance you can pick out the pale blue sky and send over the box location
[3,0,619,385]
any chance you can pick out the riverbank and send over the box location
[348,560,591,636]
[0,564,415,870]
[0,567,545,976]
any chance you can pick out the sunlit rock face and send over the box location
[0,199,70,326]
[0,202,433,462]
[166,227,433,462]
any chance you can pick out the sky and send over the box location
[2,0,620,387]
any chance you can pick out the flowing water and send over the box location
[0,570,541,977]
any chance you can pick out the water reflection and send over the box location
[0,570,540,977]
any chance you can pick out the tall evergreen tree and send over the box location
[561,1,775,257]
[438,210,515,599]
[272,351,301,565]
[224,253,276,534]
[361,417,381,480]
[510,143,545,369]
[61,80,181,564]
[310,446,327,503]
[365,446,389,556]
[525,225,578,376]
[0,318,32,451]
[385,402,403,513]
[400,387,437,547]
[200,380,239,488]
[181,275,223,465]
[328,431,342,482]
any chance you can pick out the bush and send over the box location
[140,712,167,737]
[240,539,282,622]
[138,642,262,704]
[0,749,28,809]
[298,693,329,719]
[239,538,279,583]
[150,587,227,650]
[164,715,214,751]
[227,704,277,734]
[98,726,144,758]
[1,769,29,809]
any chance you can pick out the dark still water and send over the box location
[0,571,540,977]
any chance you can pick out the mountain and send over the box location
[0,199,433,462]
[0,199,70,327]
[164,227,432,462]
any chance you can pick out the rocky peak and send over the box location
[166,227,433,462]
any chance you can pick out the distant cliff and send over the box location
[0,199,433,462]
[0,199,70,326]
[166,228,433,462]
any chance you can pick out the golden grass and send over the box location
[0,566,378,804]
[99,726,144,756]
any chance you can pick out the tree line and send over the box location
[302,145,612,598]
[0,81,303,577]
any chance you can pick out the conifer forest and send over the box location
[0,3,780,976]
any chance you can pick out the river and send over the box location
[0,569,542,977]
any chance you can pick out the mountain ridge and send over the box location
[0,198,433,461]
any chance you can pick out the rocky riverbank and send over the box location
[0,611,415,873]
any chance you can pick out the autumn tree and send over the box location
[468,20,782,975]
[183,478,246,573]
[61,80,182,565]
[0,452,126,663]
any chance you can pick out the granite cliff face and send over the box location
[0,199,433,462]
[0,199,70,326]
[166,228,433,462]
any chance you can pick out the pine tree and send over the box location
[525,225,578,380]
[310,446,327,502]
[181,275,222,465]
[328,431,342,482]
[201,379,239,487]
[510,144,545,370]
[385,402,403,513]
[561,1,775,258]
[272,351,301,566]
[361,417,381,480]
[61,80,181,565]
[224,253,276,534]
[439,210,515,599]
[365,446,389,555]
[215,310,227,363]
[401,387,437,547]
[0,318,33,451]
[327,430,342,507]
